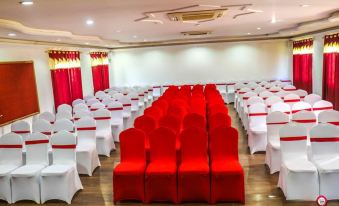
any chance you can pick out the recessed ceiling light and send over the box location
[86,19,94,25]
[247,32,251,35]
[56,39,61,42]
[247,8,263,13]
[257,27,261,30]
[20,1,33,6]
[143,39,147,42]
[8,33,16,37]
[116,30,121,33]
[133,35,137,38]
[85,42,90,45]
[300,4,311,7]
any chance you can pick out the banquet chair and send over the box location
[11,132,49,203]
[310,124,339,200]
[304,94,322,106]
[294,89,308,100]
[11,120,31,141]
[233,82,246,108]
[127,92,140,113]
[265,111,289,174]
[268,86,282,93]
[248,103,267,154]
[178,127,209,203]
[57,104,72,114]
[254,86,266,94]
[278,123,319,200]
[209,113,231,131]
[86,98,100,107]
[153,86,161,98]
[90,102,106,112]
[147,87,154,102]
[210,126,245,204]
[318,110,339,126]
[83,95,95,102]
[73,109,93,121]
[118,96,133,129]
[56,110,73,121]
[292,110,317,140]
[112,92,124,101]
[236,87,251,113]
[291,101,312,114]
[94,108,115,157]
[283,93,301,108]
[102,97,115,106]
[312,100,333,117]
[282,85,297,91]
[275,90,289,98]
[39,112,56,124]
[265,96,283,112]
[259,91,274,100]
[75,117,101,176]
[95,91,106,99]
[72,99,85,107]
[107,101,124,142]
[32,119,53,137]
[243,96,264,131]
[53,118,74,133]
[145,127,177,203]
[40,131,83,204]
[0,133,23,203]
[271,102,291,116]
[113,128,146,203]
[73,103,89,114]
[183,113,206,130]
[240,91,257,123]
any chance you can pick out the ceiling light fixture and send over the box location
[247,8,263,12]
[20,1,33,6]
[141,19,164,24]
[199,4,221,8]
[56,39,61,42]
[247,32,251,35]
[116,30,121,33]
[182,21,199,24]
[85,42,90,45]
[86,19,94,25]
[271,15,277,24]
[257,27,261,30]
[8,33,16,37]
[300,4,311,7]
[133,35,137,38]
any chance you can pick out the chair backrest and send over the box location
[119,128,146,163]
[134,115,157,135]
[283,93,300,108]
[32,119,53,136]
[254,86,266,94]
[74,109,93,121]
[112,92,124,100]
[39,111,56,124]
[84,95,95,102]
[118,96,132,115]
[209,113,231,131]
[180,127,208,163]
[238,87,251,97]
[271,102,291,115]
[183,113,206,130]
[11,120,31,140]
[25,132,49,165]
[210,126,239,162]
[282,85,297,91]
[72,99,85,107]
[95,91,106,98]
[107,101,123,122]
[90,102,106,111]
[294,89,308,99]
[86,98,100,106]
[127,92,139,111]
[159,115,181,135]
[73,103,89,113]
[246,96,264,109]
[57,104,72,113]
[304,94,322,106]
[243,91,257,101]
[266,111,289,144]
[318,110,339,126]
[149,127,176,163]
[292,110,317,135]
[310,123,339,161]
[313,100,333,116]
[56,110,73,121]
[102,97,115,106]
[51,131,77,165]
[93,108,111,131]
[75,117,97,146]
[279,123,308,162]
[248,103,267,127]
[268,86,281,93]
[53,118,74,133]
[259,91,274,100]
[0,133,23,166]
[275,90,289,98]
[291,101,312,114]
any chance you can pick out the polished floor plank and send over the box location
[1,104,339,205]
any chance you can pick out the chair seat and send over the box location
[111,120,123,126]
[0,165,20,176]
[179,162,209,173]
[11,164,46,177]
[314,157,339,173]
[76,144,96,152]
[96,129,111,139]
[41,164,75,176]
[283,158,317,172]
[146,162,176,174]
[115,162,146,174]
[249,124,267,133]
[211,160,243,174]
[123,113,131,118]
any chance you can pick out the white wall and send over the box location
[0,43,94,135]
[110,39,292,86]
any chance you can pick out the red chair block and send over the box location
[183,113,206,130]
[178,127,210,203]
[209,113,231,131]
[209,126,245,204]
[113,128,146,203]
[145,127,177,203]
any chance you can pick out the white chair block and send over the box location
[94,109,115,157]
[313,100,333,117]
[318,110,339,127]
[57,104,72,114]
[39,112,56,124]
[248,103,268,154]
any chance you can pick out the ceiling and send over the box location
[0,0,338,49]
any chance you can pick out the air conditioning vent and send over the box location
[181,31,212,36]
[168,9,226,22]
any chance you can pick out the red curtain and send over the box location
[49,50,83,108]
[323,34,339,110]
[292,39,313,93]
[90,52,110,93]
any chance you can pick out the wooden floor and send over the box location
[2,104,339,206]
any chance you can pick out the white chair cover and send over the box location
[291,101,312,114]
[118,96,133,129]
[39,112,56,124]
[75,117,100,176]
[248,103,267,154]
[83,95,95,102]
[152,86,161,98]
[310,124,339,200]
[57,104,72,114]
[283,93,301,108]
[259,91,273,100]
[294,89,308,100]
[56,110,73,121]
[313,100,334,117]
[94,109,115,156]
[0,133,23,203]
[32,119,53,137]
[282,85,297,92]
[90,102,106,112]
[271,102,291,116]
[40,131,83,204]
[73,103,89,113]
[225,82,236,103]
[72,99,85,107]
[304,94,322,106]
[243,96,264,131]
[278,123,319,200]
[268,86,281,93]
[86,98,100,107]
[74,109,93,121]
[254,86,266,94]
[11,132,49,203]
[11,120,31,141]
[102,97,115,106]
[107,102,124,142]
[265,112,289,174]
[318,110,339,127]
[275,90,289,98]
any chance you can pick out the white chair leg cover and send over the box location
[40,166,83,204]
[112,124,123,142]
[0,174,11,203]
[318,171,339,200]
[76,149,101,176]
[11,167,44,204]
[266,143,281,174]
[278,165,319,200]
[248,131,267,154]
[96,134,114,157]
